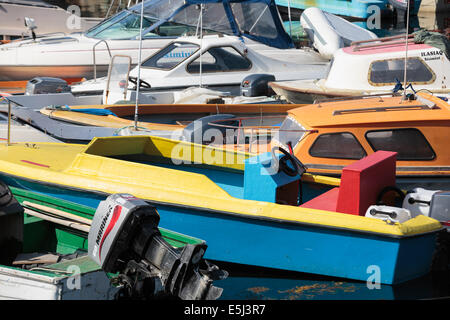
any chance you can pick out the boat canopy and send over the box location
[85,0,294,49]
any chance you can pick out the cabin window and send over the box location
[365,129,435,160]
[231,2,279,39]
[309,132,366,160]
[141,42,199,70]
[368,58,435,86]
[187,47,252,73]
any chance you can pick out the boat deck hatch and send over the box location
[333,103,437,116]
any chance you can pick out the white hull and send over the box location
[0,264,118,300]
[0,34,321,81]
[70,35,329,103]
[0,123,61,142]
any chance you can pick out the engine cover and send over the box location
[88,193,159,271]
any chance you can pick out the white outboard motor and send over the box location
[365,205,412,224]
[88,193,227,300]
[25,77,71,95]
[403,188,440,218]
[403,188,450,230]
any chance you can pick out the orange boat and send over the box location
[214,92,450,189]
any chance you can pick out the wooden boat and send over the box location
[262,92,450,189]
[36,102,292,142]
[269,33,450,104]
[0,134,443,284]
[0,183,221,300]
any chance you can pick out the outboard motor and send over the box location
[403,188,450,230]
[25,77,71,95]
[240,74,275,97]
[88,194,227,300]
[0,182,24,266]
[365,205,412,224]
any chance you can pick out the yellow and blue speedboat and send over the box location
[0,135,443,284]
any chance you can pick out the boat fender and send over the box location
[300,8,343,60]
[365,205,412,224]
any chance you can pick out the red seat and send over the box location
[300,151,397,215]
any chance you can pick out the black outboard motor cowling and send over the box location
[240,74,275,97]
[88,193,227,300]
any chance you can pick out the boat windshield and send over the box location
[85,9,202,40]
[273,116,306,150]
[84,0,294,49]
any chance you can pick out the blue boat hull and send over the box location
[4,175,438,285]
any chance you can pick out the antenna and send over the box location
[288,0,292,39]
[134,0,144,130]
[402,0,411,100]
[199,4,203,88]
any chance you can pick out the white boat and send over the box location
[71,34,329,102]
[0,0,306,82]
[0,96,60,143]
[0,0,101,41]
[269,33,450,103]
[300,7,378,60]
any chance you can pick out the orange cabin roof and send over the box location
[287,93,450,129]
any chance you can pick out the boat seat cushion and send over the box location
[299,187,339,212]
[300,151,397,215]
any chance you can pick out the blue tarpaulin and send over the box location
[130,0,295,49]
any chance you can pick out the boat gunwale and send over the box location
[0,170,443,240]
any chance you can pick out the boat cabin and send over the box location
[124,35,326,95]
[70,34,328,99]
[273,92,450,188]
[269,35,450,103]
[322,36,449,95]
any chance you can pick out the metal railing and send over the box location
[93,39,112,81]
